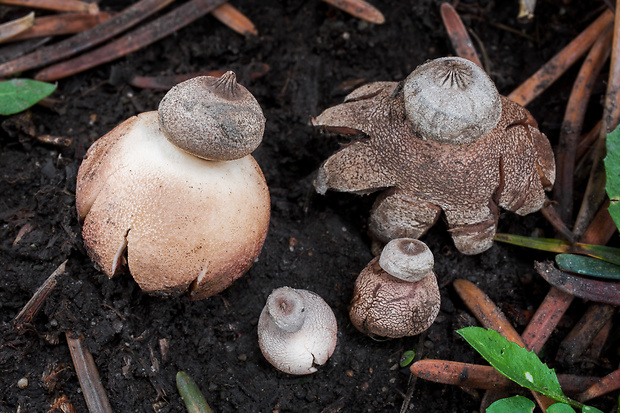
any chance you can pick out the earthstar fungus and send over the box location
[258,287,337,375]
[349,238,440,338]
[313,57,555,255]
[76,72,270,299]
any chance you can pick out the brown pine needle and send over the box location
[0,12,34,42]
[573,4,620,237]
[580,199,616,245]
[520,287,573,354]
[0,0,177,78]
[321,0,385,24]
[453,279,555,410]
[453,279,525,346]
[535,261,620,306]
[211,3,257,36]
[440,3,483,68]
[35,0,228,82]
[12,259,67,330]
[577,369,620,403]
[508,9,614,106]
[553,28,613,223]
[540,201,577,243]
[0,12,113,44]
[557,303,617,363]
[576,120,602,165]
[411,359,599,394]
[66,334,113,413]
[0,0,99,14]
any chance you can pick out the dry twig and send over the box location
[12,260,67,330]
[66,334,113,413]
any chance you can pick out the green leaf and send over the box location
[457,327,571,405]
[581,405,604,413]
[605,124,620,230]
[556,254,620,280]
[548,403,576,413]
[486,395,535,413]
[0,79,56,115]
[176,371,214,413]
[399,350,416,367]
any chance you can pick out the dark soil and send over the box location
[1,1,618,412]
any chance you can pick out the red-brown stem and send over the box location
[211,3,258,36]
[440,3,484,68]
[0,12,113,43]
[35,0,228,81]
[508,9,614,106]
[0,0,177,78]
[66,334,113,413]
[411,359,599,394]
[12,260,67,329]
[573,1,620,237]
[321,0,385,24]
[0,0,98,13]
[553,28,613,223]
[577,369,620,402]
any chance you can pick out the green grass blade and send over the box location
[176,371,214,413]
[494,233,620,266]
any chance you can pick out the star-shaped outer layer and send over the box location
[313,81,555,255]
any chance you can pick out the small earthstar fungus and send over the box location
[76,72,270,299]
[258,287,337,375]
[313,57,555,255]
[349,238,440,338]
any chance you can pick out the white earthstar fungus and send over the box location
[258,287,338,375]
[76,72,270,299]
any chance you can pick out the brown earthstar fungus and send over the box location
[258,287,337,375]
[349,238,440,338]
[76,72,270,300]
[313,57,555,255]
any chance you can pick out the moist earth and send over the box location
[0,1,617,412]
